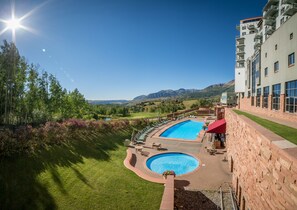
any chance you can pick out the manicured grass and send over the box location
[122,112,165,119]
[233,110,297,145]
[0,130,163,210]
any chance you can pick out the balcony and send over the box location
[248,24,256,30]
[265,25,276,35]
[283,3,297,16]
[254,39,262,50]
[282,0,297,4]
[236,50,245,55]
[236,43,245,49]
[254,32,262,41]
[236,56,245,63]
[236,36,245,42]
[236,63,245,68]
[264,17,276,26]
[263,0,279,12]
[263,5,279,18]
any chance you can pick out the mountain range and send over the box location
[88,80,235,104]
[133,80,235,101]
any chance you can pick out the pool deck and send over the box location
[125,117,232,190]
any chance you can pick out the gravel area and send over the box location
[174,189,221,210]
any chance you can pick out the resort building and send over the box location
[220,92,236,106]
[229,1,297,209]
[236,0,297,122]
[235,17,262,95]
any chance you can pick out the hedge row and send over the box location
[0,118,150,157]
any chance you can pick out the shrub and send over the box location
[162,170,176,178]
[0,118,134,157]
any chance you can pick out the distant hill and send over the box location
[133,80,234,101]
[88,100,130,105]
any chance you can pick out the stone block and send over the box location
[275,160,282,171]
[291,193,297,206]
[290,183,297,193]
[273,168,280,181]
[279,157,292,170]
[261,147,272,160]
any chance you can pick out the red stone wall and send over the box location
[239,96,297,122]
[225,109,297,209]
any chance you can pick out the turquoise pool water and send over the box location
[160,120,204,140]
[146,153,199,175]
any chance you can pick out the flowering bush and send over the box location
[0,118,136,157]
[162,170,176,178]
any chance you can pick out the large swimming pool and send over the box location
[146,152,199,175]
[160,120,204,140]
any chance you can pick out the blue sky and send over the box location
[0,0,267,100]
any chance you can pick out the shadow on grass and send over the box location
[0,129,131,210]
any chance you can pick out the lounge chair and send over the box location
[141,150,150,156]
[152,142,161,149]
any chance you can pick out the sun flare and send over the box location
[5,18,21,30]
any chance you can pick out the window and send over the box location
[285,80,297,113]
[281,7,285,14]
[264,67,268,77]
[242,26,246,30]
[242,32,246,36]
[288,53,295,66]
[290,33,293,40]
[272,84,281,110]
[274,61,279,72]
[275,44,278,50]
[263,86,269,108]
[265,52,267,58]
[256,88,261,107]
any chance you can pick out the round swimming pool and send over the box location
[146,153,199,176]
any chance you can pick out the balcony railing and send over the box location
[254,32,262,41]
[263,5,279,18]
[236,35,245,40]
[265,25,276,35]
[248,24,256,30]
[236,43,245,48]
[283,3,297,16]
[236,50,245,55]
[263,0,279,12]
[264,17,276,26]
[236,57,245,62]
[254,39,262,50]
[282,0,297,5]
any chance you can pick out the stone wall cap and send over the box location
[272,140,297,149]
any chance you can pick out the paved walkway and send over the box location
[238,109,297,129]
[127,118,232,190]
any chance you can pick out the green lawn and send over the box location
[233,110,297,145]
[0,129,163,210]
[183,99,198,109]
[122,112,165,119]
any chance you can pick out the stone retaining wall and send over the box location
[225,108,297,209]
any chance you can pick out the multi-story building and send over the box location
[235,17,262,95]
[236,0,297,122]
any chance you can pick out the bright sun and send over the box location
[6,18,21,30]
